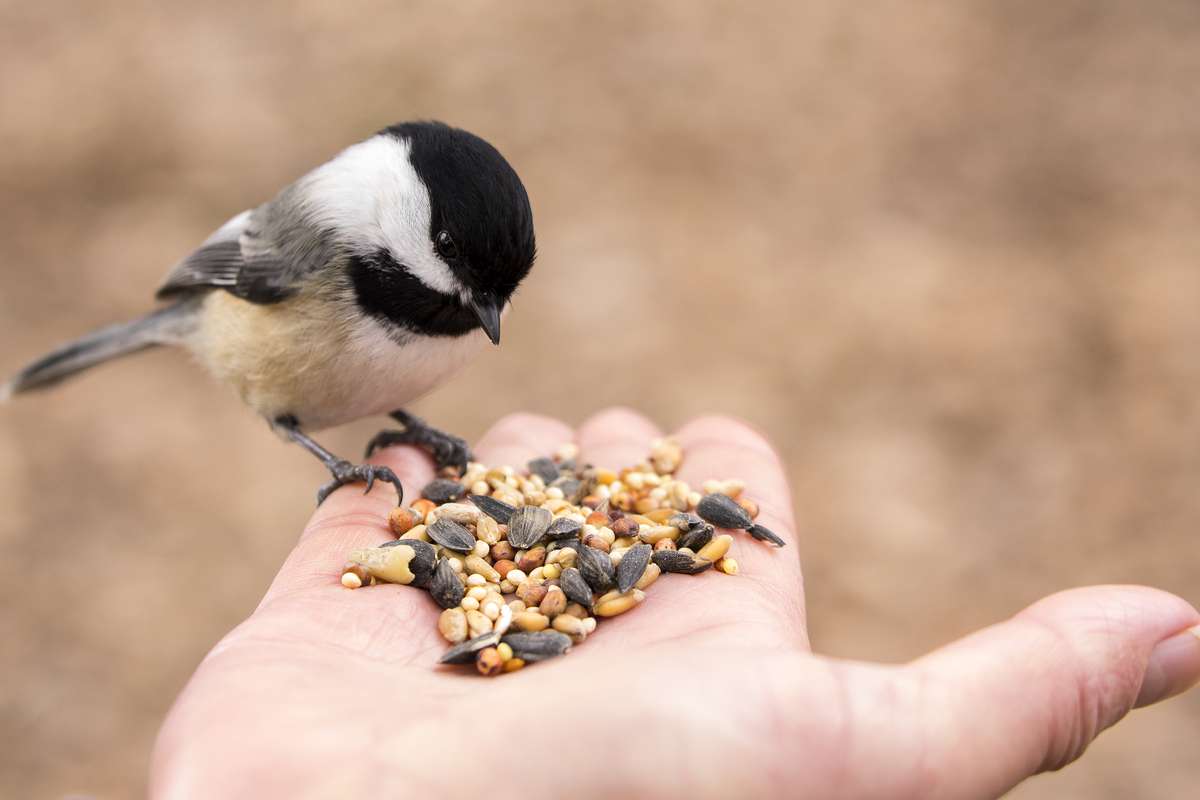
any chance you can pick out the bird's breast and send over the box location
[187,290,490,431]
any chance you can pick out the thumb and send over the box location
[904,585,1200,798]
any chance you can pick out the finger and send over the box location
[672,415,807,646]
[576,406,663,470]
[471,412,574,470]
[866,586,1200,798]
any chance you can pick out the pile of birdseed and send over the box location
[339,438,784,676]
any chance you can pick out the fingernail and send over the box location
[1135,625,1200,708]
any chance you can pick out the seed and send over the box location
[555,442,579,461]
[652,549,713,575]
[427,518,476,553]
[552,614,587,641]
[437,607,468,643]
[507,568,528,585]
[400,523,430,542]
[575,545,615,593]
[503,657,526,673]
[542,563,561,580]
[517,545,547,573]
[559,567,595,609]
[340,561,371,589]
[466,609,493,637]
[747,523,786,547]
[696,493,753,531]
[471,540,489,558]
[497,642,514,662]
[349,540,435,587]
[538,585,567,618]
[465,576,485,590]
[411,498,438,519]
[585,511,608,527]
[515,581,548,607]
[439,631,500,664]
[527,457,560,485]
[546,517,583,541]
[467,586,488,601]
[508,506,553,549]
[668,512,702,532]
[387,506,418,536]
[653,538,676,552]
[468,494,516,524]
[475,646,504,676]
[494,603,513,635]
[582,533,611,552]
[638,525,679,544]
[738,498,760,520]
[677,524,714,552]
[595,589,645,617]
[650,437,683,473]
[422,478,466,503]
[492,559,517,579]
[635,562,662,590]
[615,543,652,593]
[563,602,589,618]
[697,533,733,562]
[429,559,466,609]
[482,601,500,620]
[471,480,490,496]
[716,557,739,575]
[610,516,639,538]
[508,599,526,613]
[551,477,584,503]
[461,596,480,611]
[502,630,572,662]
[465,555,501,583]
[490,541,516,562]
[546,548,577,568]
[434,502,482,525]
[512,611,550,632]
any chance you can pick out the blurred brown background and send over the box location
[1,1,1197,796]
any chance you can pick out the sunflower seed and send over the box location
[551,476,584,503]
[546,517,583,541]
[677,524,714,552]
[576,544,615,592]
[615,543,652,593]
[422,478,466,503]
[440,631,501,664]
[669,512,703,532]
[696,492,753,530]
[501,630,572,662]
[748,523,786,547]
[559,566,594,609]
[652,549,713,574]
[427,518,476,552]
[468,494,516,524]
[527,457,560,485]
[429,558,465,609]
[507,505,553,549]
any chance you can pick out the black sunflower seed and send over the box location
[652,549,712,574]
[378,538,436,586]
[546,517,583,540]
[669,512,703,532]
[422,478,466,503]
[550,477,584,503]
[748,523,786,547]
[696,493,753,530]
[527,457,560,485]
[576,544,615,592]
[468,494,515,525]
[439,631,501,664]
[559,567,594,608]
[616,543,652,593]
[428,558,465,609]
[507,505,553,549]
[501,630,572,663]
[677,524,714,553]
[427,518,476,552]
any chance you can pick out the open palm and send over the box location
[152,409,1200,799]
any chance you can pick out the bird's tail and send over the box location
[1,300,199,400]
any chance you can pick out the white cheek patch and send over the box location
[298,134,464,295]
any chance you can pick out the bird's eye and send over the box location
[435,230,458,260]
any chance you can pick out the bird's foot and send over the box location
[317,460,405,506]
[365,411,471,475]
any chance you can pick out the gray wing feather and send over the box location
[156,194,338,305]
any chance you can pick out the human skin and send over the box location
[151,408,1200,799]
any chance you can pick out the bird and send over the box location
[1,121,536,505]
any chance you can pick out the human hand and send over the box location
[151,409,1200,799]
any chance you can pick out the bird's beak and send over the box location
[470,295,502,345]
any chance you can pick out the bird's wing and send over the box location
[155,194,337,305]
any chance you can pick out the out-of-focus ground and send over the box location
[1,1,1197,796]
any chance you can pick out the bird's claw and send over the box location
[316,460,405,507]
[364,423,472,475]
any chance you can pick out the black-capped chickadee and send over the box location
[2,121,536,504]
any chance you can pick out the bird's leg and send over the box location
[275,416,405,507]
[364,410,471,475]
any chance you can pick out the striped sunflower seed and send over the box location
[429,558,465,609]
[440,631,501,664]
[427,518,476,552]
[422,478,466,503]
[576,544,615,592]
[677,523,714,552]
[615,543,652,593]
[527,456,560,485]
[501,630,572,663]
[507,505,553,549]
[559,566,595,609]
[546,517,583,540]
[468,493,516,525]
[696,492,753,530]
[652,548,712,575]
